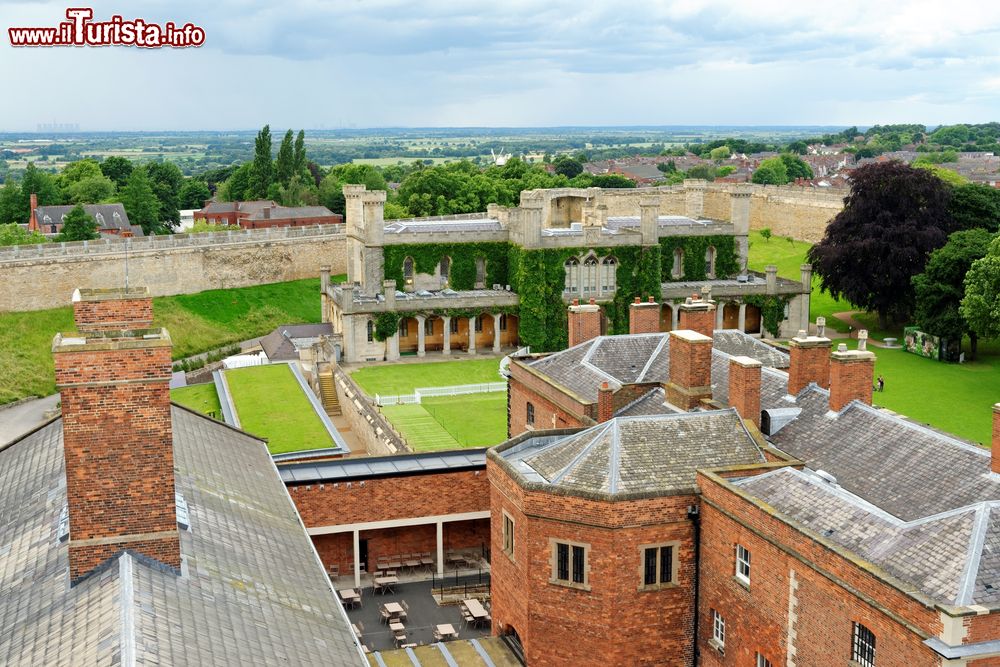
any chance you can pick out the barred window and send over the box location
[551,540,589,588]
[705,246,717,278]
[564,257,579,292]
[852,622,876,667]
[366,320,374,342]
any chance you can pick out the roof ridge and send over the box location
[119,553,136,667]
[608,418,621,495]
[635,334,668,383]
[548,421,614,486]
[956,502,991,606]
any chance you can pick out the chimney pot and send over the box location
[729,356,762,427]
[648,296,655,303]
[815,317,826,337]
[829,346,876,412]
[858,329,868,351]
[788,333,833,395]
[837,343,848,352]
[665,329,713,410]
[634,297,641,304]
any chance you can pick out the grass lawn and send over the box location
[382,392,508,450]
[170,383,222,418]
[225,364,336,454]
[746,231,853,333]
[350,358,503,397]
[0,276,343,406]
[838,338,1000,445]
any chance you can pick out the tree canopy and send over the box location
[56,204,99,241]
[553,156,583,178]
[249,124,273,199]
[961,235,1000,343]
[120,168,162,235]
[912,228,993,358]
[807,161,958,327]
[99,156,133,189]
[144,162,183,229]
[751,157,787,185]
[949,183,1000,232]
[0,223,47,246]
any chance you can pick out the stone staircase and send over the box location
[318,371,341,416]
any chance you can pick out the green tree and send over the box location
[58,159,103,192]
[249,124,273,198]
[100,156,133,189]
[120,168,162,235]
[760,228,772,242]
[949,183,1000,232]
[961,235,1000,345]
[67,175,116,204]
[709,145,730,161]
[178,179,212,209]
[913,163,967,187]
[786,140,809,155]
[56,204,99,241]
[808,161,957,328]
[0,180,21,224]
[144,162,183,230]
[18,162,62,222]
[218,163,254,201]
[685,165,716,181]
[779,154,813,180]
[717,165,736,177]
[278,174,313,207]
[751,157,789,185]
[0,223,48,246]
[293,130,307,177]
[275,129,295,186]
[913,229,992,359]
[587,174,636,188]
[553,156,584,178]
[318,164,387,215]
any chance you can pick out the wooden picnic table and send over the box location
[375,576,398,594]
[436,623,458,640]
[389,621,405,632]
[384,602,404,616]
[464,598,488,619]
[339,589,359,602]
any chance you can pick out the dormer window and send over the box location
[95,212,105,227]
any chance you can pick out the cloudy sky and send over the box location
[2,0,999,131]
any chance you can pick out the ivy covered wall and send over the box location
[383,242,511,290]
[658,235,739,282]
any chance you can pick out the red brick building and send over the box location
[194,199,342,229]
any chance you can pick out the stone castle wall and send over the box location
[0,226,347,312]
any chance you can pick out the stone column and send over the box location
[493,313,502,353]
[436,520,445,577]
[442,316,451,355]
[730,185,752,271]
[738,303,747,332]
[716,302,725,330]
[671,303,680,331]
[386,330,400,361]
[766,265,778,294]
[416,315,426,357]
[353,529,361,588]
[320,265,331,323]
[800,263,813,331]
[468,316,477,354]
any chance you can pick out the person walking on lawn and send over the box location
[877,375,884,392]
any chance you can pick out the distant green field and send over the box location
[350,358,503,397]
[0,276,341,405]
[171,382,221,418]
[351,156,468,166]
[382,392,508,451]
[225,364,335,454]
[746,231,853,333]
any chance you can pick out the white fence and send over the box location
[376,382,507,406]
[222,351,268,369]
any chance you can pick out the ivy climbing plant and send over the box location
[742,294,791,338]
[383,242,511,290]
[658,235,739,282]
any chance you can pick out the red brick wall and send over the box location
[829,353,875,412]
[508,361,590,436]
[568,303,602,347]
[55,342,179,580]
[73,297,153,331]
[489,459,699,666]
[728,358,762,427]
[629,299,661,334]
[288,469,489,528]
[787,339,831,395]
[241,213,343,229]
[679,305,715,338]
[697,471,943,667]
[597,383,614,423]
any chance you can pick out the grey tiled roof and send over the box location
[260,322,333,361]
[496,410,765,499]
[35,204,139,235]
[0,407,362,666]
[245,205,336,221]
[383,218,502,234]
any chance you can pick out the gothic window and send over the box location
[564,257,579,292]
[601,257,617,291]
[403,257,414,285]
[499,314,507,331]
[705,246,717,278]
[672,248,684,279]
[439,256,451,283]
[583,256,598,294]
[475,257,487,287]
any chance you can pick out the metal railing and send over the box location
[376,382,507,406]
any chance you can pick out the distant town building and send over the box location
[28,193,143,236]
[194,200,343,229]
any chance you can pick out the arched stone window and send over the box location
[601,257,617,292]
[366,319,374,342]
[564,257,579,292]
[475,257,487,287]
[705,246,716,279]
[672,248,685,280]
[439,256,451,283]
[583,256,599,294]
[403,257,414,285]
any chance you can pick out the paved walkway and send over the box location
[0,394,61,446]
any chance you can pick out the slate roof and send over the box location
[35,204,140,236]
[199,200,274,215]
[0,406,363,666]
[493,410,765,499]
[260,322,333,361]
[244,206,336,221]
[383,218,502,234]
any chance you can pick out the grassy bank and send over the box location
[0,276,341,405]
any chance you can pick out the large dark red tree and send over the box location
[808,161,957,328]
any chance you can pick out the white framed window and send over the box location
[640,542,678,589]
[475,257,487,287]
[550,539,589,589]
[439,256,451,282]
[564,257,579,292]
[583,256,598,294]
[711,609,725,649]
[736,544,751,584]
[601,257,617,291]
[502,511,515,558]
[852,622,876,667]
[756,653,772,667]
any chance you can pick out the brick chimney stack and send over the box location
[678,294,716,338]
[629,296,660,334]
[568,298,602,347]
[729,356,762,427]
[787,330,832,396]
[55,287,179,583]
[993,404,1000,474]
[828,343,876,412]
[28,193,39,231]
[665,329,713,410]
[597,382,614,423]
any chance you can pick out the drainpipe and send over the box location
[687,503,701,667]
